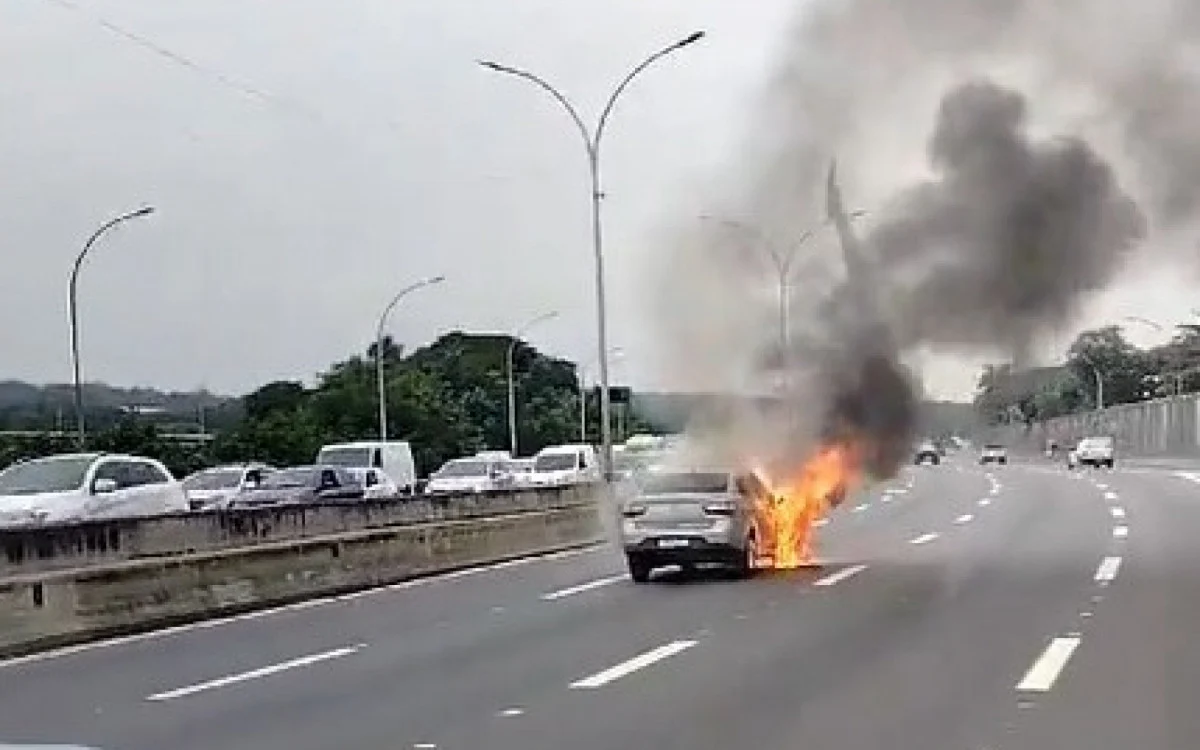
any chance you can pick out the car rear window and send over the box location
[639,472,730,495]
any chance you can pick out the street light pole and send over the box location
[507,311,559,456]
[480,30,705,481]
[69,205,155,449]
[577,347,623,443]
[375,275,445,442]
[702,212,865,388]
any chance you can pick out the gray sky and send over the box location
[1,0,1192,401]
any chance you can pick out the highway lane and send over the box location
[0,455,1175,749]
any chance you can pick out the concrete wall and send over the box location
[1,484,590,578]
[0,495,602,657]
[999,394,1200,457]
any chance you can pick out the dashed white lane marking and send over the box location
[570,640,697,689]
[880,494,894,504]
[1095,482,1110,491]
[146,644,363,701]
[1094,556,1122,582]
[852,503,870,513]
[1110,507,1126,519]
[0,545,599,670]
[1016,637,1081,692]
[1113,526,1130,539]
[541,574,626,601]
[978,498,992,508]
[498,707,524,717]
[1175,471,1200,484]
[909,532,940,546]
[815,518,830,527]
[813,564,869,587]
[413,744,437,749]
[954,513,974,525]
[1103,491,1119,502]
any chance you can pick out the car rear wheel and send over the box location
[627,555,652,584]
[734,533,758,579]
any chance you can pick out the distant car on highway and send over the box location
[528,443,600,486]
[315,440,417,494]
[348,466,400,499]
[182,463,274,511]
[1068,436,1115,469]
[228,465,365,508]
[0,452,188,527]
[979,444,1008,465]
[425,456,512,494]
[914,440,941,466]
[618,465,769,583]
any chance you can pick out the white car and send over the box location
[350,467,400,499]
[0,452,188,527]
[1069,436,1115,469]
[528,444,601,486]
[425,456,512,494]
[182,463,273,510]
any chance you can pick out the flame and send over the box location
[755,442,862,569]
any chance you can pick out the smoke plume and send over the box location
[649,0,1200,481]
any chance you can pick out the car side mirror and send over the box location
[92,478,118,495]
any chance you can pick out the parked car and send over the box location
[528,444,600,486]
[619,465,770,582]
[1068,436,1115,469]
[315,441,417,493]
[425,456,512,494]
[182,463,273,510]
[0,452,188,527]
[229,465,365,508]
[508,457,535,485]
[979,444,1008,465]
[347,466,399,499]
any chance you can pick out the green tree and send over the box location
[1067,326,1152,408]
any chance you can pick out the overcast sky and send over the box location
[2,0,1193,401]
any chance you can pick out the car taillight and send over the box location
[703,500,737,516]
[621,503,647,518]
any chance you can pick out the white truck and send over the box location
[315,441,417,494]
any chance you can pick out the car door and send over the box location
[88,459,154,519]
[132,459,183,514]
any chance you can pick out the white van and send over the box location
[315,441,417,493]
[528,444,600,486]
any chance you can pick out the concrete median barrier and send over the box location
[0,493,603,658]
[0,484,591,578]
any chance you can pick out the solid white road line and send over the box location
[1094,556,1122,583]
[954,514,974,525]
[541,574,626,601]
[1113,525,1130,539]
[1110,507,1126,519]
[570,640,697,689]
[0,546,599,670]
[1016,637,1081,692]
[146,645,362,701]
[813,564,869,587]
[909,532,940,546]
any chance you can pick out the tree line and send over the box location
[974,321,1200,427]
[0,332,656,477]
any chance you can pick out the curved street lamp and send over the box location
[480,30,706,479]
[701,211,866,380]
[375,275,446,441]
[507,311,559,456]
[69,205,156,448]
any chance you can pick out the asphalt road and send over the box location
[1,453,1196,749]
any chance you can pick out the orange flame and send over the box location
[755,443,862,569]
